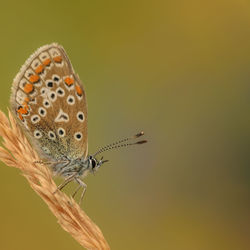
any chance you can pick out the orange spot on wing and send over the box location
[43,58,51,66]
[17,106,28,115]
[18,113,24,121]
[24,83,34,93]
[53,56,62,63]
[64,77,74,86]
[35,65,44,74]
[29,74,40,83]
[22,101,29,110]
[24,97,30,102]
[75,85,83,96]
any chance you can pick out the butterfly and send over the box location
[10,43,146,204]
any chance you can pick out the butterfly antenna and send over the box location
[93,131,146,157]
[93,140,147,156]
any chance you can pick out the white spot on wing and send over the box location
[40,87,49,97]
[67,95,75,105]
[43,99,51,108]
[16,90,27,105]
[77,111,85,122]
[31,58,41,70]
[38,107,47,117]
[49,48,64,67]
[48,91,57,102]
[56,87,65,97]
[55,109,69,123]
[39,52,50,61]
[34,130,42,139]
[31,114,40,124]
[57,127,66,137]
[74,132,83,141]
[49,48,61,57]
[24,68,35,80]
[19,78,27,91]
[52,74,61,85]
[48,131,56,140]
[46,79,54,88]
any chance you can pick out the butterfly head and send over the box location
[88,155,108,174]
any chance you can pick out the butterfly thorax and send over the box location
[52,157,90,178]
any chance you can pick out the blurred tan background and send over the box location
[0,0,249,249]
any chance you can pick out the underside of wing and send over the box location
[10,43,88,161]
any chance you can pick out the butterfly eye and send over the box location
[92,159,96,168]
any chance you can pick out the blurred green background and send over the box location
[0,0,249,249]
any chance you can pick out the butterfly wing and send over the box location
[10,43,88,161]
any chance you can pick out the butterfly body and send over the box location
[50,157,89,177]
[51,156,103,177]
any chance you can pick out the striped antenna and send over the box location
[93,131,147,157]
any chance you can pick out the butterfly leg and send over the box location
[34,160,53,165]
[53,173,77,194]
[71,180,82,198]
[75,178,87,205]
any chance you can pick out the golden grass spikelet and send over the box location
[0,110,110,250]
